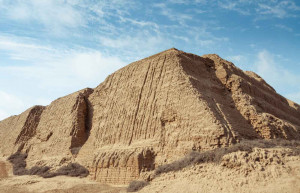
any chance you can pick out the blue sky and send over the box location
[0,0,300,120]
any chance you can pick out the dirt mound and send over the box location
[139,140,300,193]
[0,48,299,186]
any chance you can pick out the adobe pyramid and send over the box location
[0,48,299,184]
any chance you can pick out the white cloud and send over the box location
[0,0,85,35]
[0,91,26,120]
[250,44,256,48]
[153,3,192,25]
[168,0,190,4]
[172,35,190,42]
[225,54,252,71]
[227,55,244,62]
[119,16,159,30]
[218,1,250,15]
[274,24,293,32]
[209,0,300,19]
[99,35,164,49]
[0,35,57,62]
[35,98,52,106]
[168,0,207,4]
[1,49,125,89]
[0,35,126,119]
[286,92,300,104]
[257,3,287,18]
[256,1,300,18]
[255,50,297,86]
[98,34,171,61]
[61,51,125,83]
[224,51,300,104]
[253,50,300,103]
[0,110,9,121]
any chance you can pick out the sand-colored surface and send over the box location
[0,175,126,193]
[0,48,300,191]
[0,161,8,179]
[0,160,126,193]
[1,143,299,193]
[139,145,300,193]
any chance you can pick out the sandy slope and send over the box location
[0,175,126,193]
[1,142,300,193]
[139,146,300,193]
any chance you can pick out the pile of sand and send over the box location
[139,140,300,193]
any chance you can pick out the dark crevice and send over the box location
[15,106,45,146]
[70,89,94,155]
[84,96,93,138]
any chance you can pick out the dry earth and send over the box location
[140,143,300,193]
[0,158,126,193]
[1,140,300,193]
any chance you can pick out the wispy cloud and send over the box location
[168,0,207,4]
[218,1,251,15]
[225,51,300,104]
[255,50,298,87]
[118,17,159,30]
[0,39,125,89]
[0,35,126,120]
[286,92,300,104]
[153,3,193,25]
[0,91,26,120]
[0,34,58,62]
[256,1,300,18]
[227,55,245,62]
[0,0,86,35]
[253,50,300,103]
[98,33,171,61]
[274,24,293,32]
[213,0,300,19]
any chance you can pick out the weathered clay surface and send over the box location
[23,88,94,168]
[139,143,300,193]
[202,54,300,139]
[88,148,155,184]
[0,105,45,156]
[0,48,299,184]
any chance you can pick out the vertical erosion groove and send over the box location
[70,89,94,154]
[84,96,93,138]
[128,61,152,145]
[15,106,45,146]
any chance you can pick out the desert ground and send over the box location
[1,140,300,193]
[0,158,126,193]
